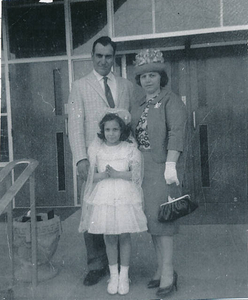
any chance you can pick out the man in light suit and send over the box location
[68,36,133,286]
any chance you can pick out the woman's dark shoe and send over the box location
[147,279,160,289]
[156,271,178,297]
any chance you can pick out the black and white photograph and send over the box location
[0,1,248,299]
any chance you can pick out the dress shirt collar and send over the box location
[93,69,114,82]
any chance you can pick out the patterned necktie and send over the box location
[103,76,115,108]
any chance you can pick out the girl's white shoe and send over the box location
[118,275,130,295]
[107,274,118,295]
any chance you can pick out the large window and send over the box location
[155,0,220,33]
[113,0,248,38]
[6,1,66,58]
[113,0,153,37]
[223,0,248,26]
[71,0,108,55]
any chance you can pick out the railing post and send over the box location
[30,172,38,287]
[0,159,39,289]
[6,173,14,286]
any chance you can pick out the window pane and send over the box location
[0,116,9,162]
[73,60,93,81]
[155,0,220,33]
[71,0,108,55]
[114,0,152,37]
[5,0,62,6]
[7,3,66,58]
[223,0,248,26]
[1,66,7,114]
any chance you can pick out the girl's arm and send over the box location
[93,167,109,182]
[106,165,132,181]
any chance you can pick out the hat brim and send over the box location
[134,62,166,76]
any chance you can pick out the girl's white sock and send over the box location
[107,264,119,295]
[119,265,129,280]
[109,264,118,276]
[118,265,130,295]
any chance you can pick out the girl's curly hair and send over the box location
[97,113,131,142]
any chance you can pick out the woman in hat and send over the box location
[131,49,187,297]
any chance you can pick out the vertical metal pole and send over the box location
[64,0,73,87]
[151,0,156,34]
[220,0,224,27]
[0,0,2,118]
[121,55,127,79]
[64,0,78,206]
[6,174,14,285]
[30,173,38,287]
[107,0,114,38]
[2,1,14,167]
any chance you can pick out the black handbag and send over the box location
[158,194,198,222]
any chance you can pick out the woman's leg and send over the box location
[104,235,119,294]
[151,235,163,280]
[158,235,174,288]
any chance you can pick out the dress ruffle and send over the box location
[80,202,147,234]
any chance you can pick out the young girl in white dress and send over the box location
[79,108,147,295]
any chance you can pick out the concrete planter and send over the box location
[13,213,62,282]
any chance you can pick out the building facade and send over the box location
[1,0,248,223]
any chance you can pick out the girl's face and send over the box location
[140,72,161,95]
[104,120,121,146]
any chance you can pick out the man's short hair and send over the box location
[92,36,117,55]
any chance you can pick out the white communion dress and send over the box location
[78,139,148,235]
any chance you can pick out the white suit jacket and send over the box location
[68,71,133,165]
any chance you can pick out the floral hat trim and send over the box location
[134,49,164,66]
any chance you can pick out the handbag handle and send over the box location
[167,183,182,200]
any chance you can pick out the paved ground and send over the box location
[1,209,248,300]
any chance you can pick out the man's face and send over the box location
[92,43,115,76]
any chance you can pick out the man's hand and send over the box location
[77,159,90,181]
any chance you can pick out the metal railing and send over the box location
[0,159,39,288]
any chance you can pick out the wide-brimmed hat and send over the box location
[134,49,165,76]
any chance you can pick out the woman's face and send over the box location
[140,72,161,95]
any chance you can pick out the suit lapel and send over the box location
[86,71,109,106]
[149,88,169,106]
[133,95,146,127]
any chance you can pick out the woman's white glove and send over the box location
[164,162,179,185]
